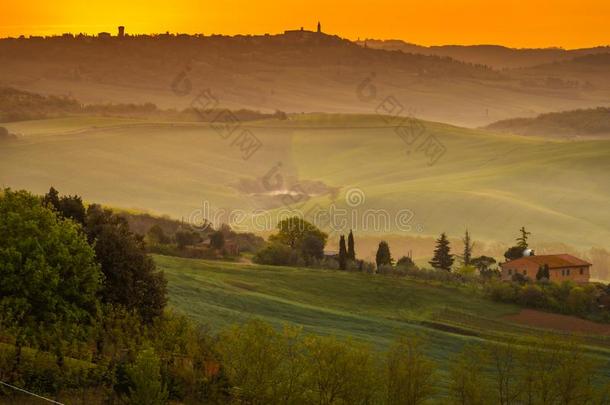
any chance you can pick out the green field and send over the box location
[2,114,609,269]
[157,254,610,373]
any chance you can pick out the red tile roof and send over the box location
[503,254,591,269]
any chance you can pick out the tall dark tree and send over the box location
[338,235,347,270]
[347,230,356,261]
[42,186,60,210]
[376,241,393,269]
[85,204,167,323]
[516,226,531,250]
[43,187,86,225]
[461,230,474,266]
[429,233,454,271]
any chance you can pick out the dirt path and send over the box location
[504,309,610,336]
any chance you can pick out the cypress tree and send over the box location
[429,233,454,271]
[376,241,393,269]
[347,230,355,261]
[462,230,474,266]
[338,235,347,270]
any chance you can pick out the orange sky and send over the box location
[1,0,609,49]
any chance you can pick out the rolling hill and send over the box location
[1,113,609,276]
[358,39,610,69]
[156,255,610,385]
[1,33,609,127]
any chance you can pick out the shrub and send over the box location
[487,281,519,303]
[216,320,308,404]
[456,265,478,277]
[376,264,395,275]
[566,286,595,315]
[360,261,377,274]
[396,256,418,271]
[175,229,201,248]
[316,257,340,270]
[302,335,380,404]
[448,345,492,404]
[386,336,436,405]
[519,284,546,308]
[253,242,297,266]
[345,259,361,272]
[125,348,168,405]
[147,224,170,244]
[511,272,529,284]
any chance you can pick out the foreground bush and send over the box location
[448,337,604,405]
[124,348,168,405]
[217,319,437,405]
[0,189,102,367]
[253,242,299,266]
[386,336,436,405]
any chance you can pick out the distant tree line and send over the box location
[485,107,610,137]
[0,87,288,123]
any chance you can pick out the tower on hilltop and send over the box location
[317,21,321,33]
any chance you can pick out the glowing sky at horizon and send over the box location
[1,0,609,49]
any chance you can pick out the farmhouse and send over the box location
[501,254,591,283]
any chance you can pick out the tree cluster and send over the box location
[254,217,328,266]
[41,187,168,323]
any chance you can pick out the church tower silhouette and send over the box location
[317,21,321,33]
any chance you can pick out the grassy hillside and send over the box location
[157,255,610,379]
[2,114,609,268]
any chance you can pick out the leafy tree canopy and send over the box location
[86,204,167,323]
[270,217,327,249]
[0,189,102,347]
